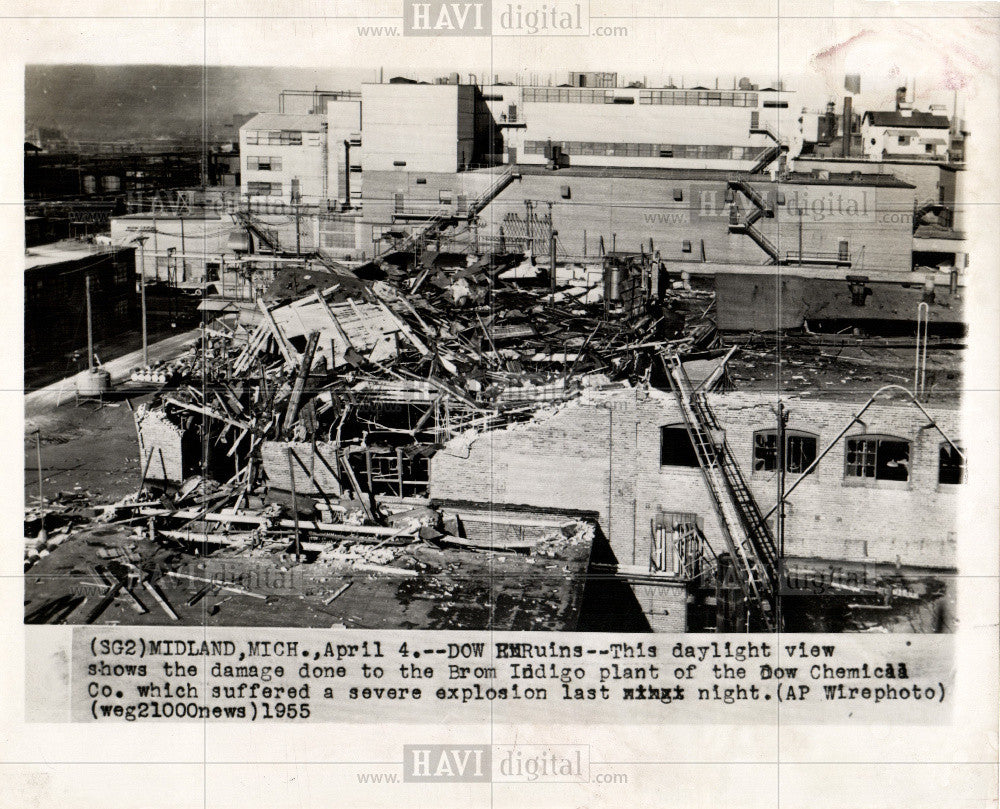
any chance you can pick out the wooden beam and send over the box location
[257,298,297,365]
[282,331,320,434]
[163,396,252,432]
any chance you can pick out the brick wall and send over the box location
[707,392,960,568]
[261,440,344,496]
[430,387,960,571]
[135,406,186,483]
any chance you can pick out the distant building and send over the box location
[861,110,951,162]
[24,241,136,365]
[361,82,478,173]
[239,112,328,206]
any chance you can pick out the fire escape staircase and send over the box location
[466,166,518,221]
[727,179,779,264]
[748,121,786,174]
[663,353,779,629]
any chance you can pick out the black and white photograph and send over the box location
[4,1,998,806]
[23,58,972,632]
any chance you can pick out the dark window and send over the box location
[763,100,789,108]
[938,442,966,484]
[845,435,910,481]
[753,430,818,473]
[415,177,427,184]
[392,160,407,167]
[660,426,699,467]
[681,240,692,253]
[673,188,684,201]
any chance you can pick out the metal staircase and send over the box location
[467,166,518,221]
[749,144,782,174]
[727,179,779,264]
[662,353,779,629]
[748,121,785,171]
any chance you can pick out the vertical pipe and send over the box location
[775,400,786,630]
[549,229,558,295]
[343,141,351,207]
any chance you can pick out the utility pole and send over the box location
[85,274,94,371]
[35,429,46,543]
[549,228,558,296]
[134,235,149,365]
[797,208,803,265]
[774,399,788,629]
[295,198,302,257]
[179,215,186,282]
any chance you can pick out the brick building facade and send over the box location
[430,386,961,571]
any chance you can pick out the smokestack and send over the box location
[842,96,852,157]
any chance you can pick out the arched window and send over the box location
[845,434,910,482]
[660,425,699,467]
[753,429,818,474]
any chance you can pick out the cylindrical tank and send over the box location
[77,368,111,396]
[101,175,121,192]
[605,264,621,301]
[82,175,97,194]
[227,228,252,253]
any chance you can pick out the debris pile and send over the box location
[25,247,716,625]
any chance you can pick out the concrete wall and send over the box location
[110,214,232,281]
[795,157,960,207]
[429,388,960,570]
[362,84,475,173]
[477,173,915,270]
[746,180,916,272]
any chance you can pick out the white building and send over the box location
[860,110,951,162]
[361,81,477,173]
[239,112,328,206]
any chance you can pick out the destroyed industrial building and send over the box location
[25,238,962,632]
[23,67,968,634]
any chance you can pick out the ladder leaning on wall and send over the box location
[661,352,779,630]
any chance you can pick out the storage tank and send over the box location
[227,228,252,253]
[77,368,111,397]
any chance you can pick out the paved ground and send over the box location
[25,327,200,425]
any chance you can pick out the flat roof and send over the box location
[25,240,130,272]
[796,156,964,173]
[241,112,327,132]
[513,164,913,187]
[111,212,224,221]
